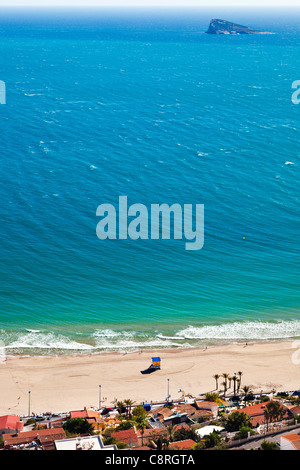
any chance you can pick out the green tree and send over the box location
[203,431,222,449]
[152,436,170,451]
[264,401,286,430]
[235,426,255,439]
[205,392,221,404]
[62,418,94,436]
[103,436,129,449]
[260,440,278,451]
[173,426,198,443]
[225,411,252,432]
[132,405,147,419]
[166,424,174,442]
[118,420,133,431]
[124,399,135,417]
[116,401,125,414]
[242,385,253,406]
[135,415,148,446]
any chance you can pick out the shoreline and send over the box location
[2,337,298,360]
[1,339,300,416]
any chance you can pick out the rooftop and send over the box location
[3,428,66,448]
[0,415,23,433]
[169,439,197,450]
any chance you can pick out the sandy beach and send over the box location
[0,341,300,416]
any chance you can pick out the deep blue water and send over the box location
[0,8,299,354]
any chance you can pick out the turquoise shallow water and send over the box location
[0,9,299,354]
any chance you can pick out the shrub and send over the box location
[62,418,94,436]
[260,440,278,450]
[117,420,133,431]
[225,411,251,432]
[235,426,255,440]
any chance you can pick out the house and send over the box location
[69,409,105,432]
[111,428,139,448]
[194,400,219,418]
[55,435,117,450]
[280,433,300,450]
[169,439,197,450]
[163,412,192,427]
[289,405,300,417]
[152,404,213,424]
[3,428,66,450]
[69,409,89,419]
[136,427,168,448]
[0,415,23,435]
[238,402,292,427]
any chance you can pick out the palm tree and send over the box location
[237,371,243,391]
[228,376,233,389]
[124,399,135,417]
[222,381,227,399]
[222,373,229,390]
[242,386,253,406]
[136,415,148,447]
[232,375,238,396]
[116,400,125,414]
[166,424,174,442]
[213,374,220,390]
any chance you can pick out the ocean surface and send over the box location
[0,8,299,355]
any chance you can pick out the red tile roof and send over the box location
[169,439,197,450]
[290,405,300,415]
[111,428,139,447]
[282,433,300,450]
[3,428,66,447]
[70,410,88,419]
[0,415,23,433]
[195,401,219,409]
[238,402,291,427]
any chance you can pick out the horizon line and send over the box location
[1,5,300,8]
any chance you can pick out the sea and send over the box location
[0,7,299,355]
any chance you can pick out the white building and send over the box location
[55,435,117,451]
[195,425,225,439]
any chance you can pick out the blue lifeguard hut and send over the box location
[152,357,161,370]
[141,357,161,374]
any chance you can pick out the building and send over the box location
[280,433,300,450]
[194,400,219,418]
[55,435,117,450]
[238,402,292,427]
[152,404,213,424]
[195,425,225,438]
[169,439,197,450]
[0,415,23,436]
[111,428,139,448]
[68,408,105,432]
[136,427,168,448]
[3,428,66,450]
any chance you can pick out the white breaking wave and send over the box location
[176,321,300,340]
[1,320,300,354]
[6,332,94,351]
[93,337,191,352]
[92,329,135,338]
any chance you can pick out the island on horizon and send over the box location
[206,18,274,35]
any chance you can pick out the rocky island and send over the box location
[206,18,273,35]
